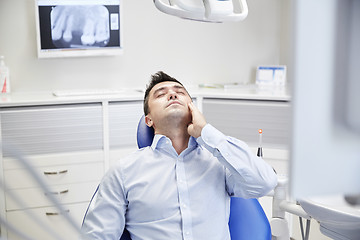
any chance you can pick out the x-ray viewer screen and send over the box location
[36,0,122,57]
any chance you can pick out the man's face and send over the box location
[145,81,192,129]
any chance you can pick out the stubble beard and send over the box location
[162,107,191,129]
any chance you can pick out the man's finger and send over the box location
[188,102,195,112]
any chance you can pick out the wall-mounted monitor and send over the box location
[35,0,123,58]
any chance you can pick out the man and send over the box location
[81,71,278,240]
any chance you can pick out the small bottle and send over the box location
[0,56,10,93]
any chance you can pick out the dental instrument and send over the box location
[257,129,263,157]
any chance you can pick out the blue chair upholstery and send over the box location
[228,198,271,240]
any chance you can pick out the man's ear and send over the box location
[145,115,153,127]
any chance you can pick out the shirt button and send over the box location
[186,231,190,235]
[183,204,187,208]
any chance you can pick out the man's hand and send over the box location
[187,102,207,138]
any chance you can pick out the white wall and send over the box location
[0,0,288,92]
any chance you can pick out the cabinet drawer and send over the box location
[6,181,99,211]
[3,150,104,170]
[6,202,88,240]
[0,103,103,156]
[108,101,144,148]
[4,162,104,190]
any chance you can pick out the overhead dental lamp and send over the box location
[153,0,248,22]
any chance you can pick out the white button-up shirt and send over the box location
[81,124,277,240]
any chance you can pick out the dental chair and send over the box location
[84,115,272,240]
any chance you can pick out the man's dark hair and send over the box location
[143,71,184,115]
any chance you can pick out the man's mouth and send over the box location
[167,101,182,107]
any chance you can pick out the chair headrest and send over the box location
[137,115,155,148]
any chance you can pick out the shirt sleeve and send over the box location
[196,124,278,199]
[80,165,127,240]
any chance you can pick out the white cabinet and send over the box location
[202,98,291,149]
[4,162,103,210]
[0,99,146,239]
[0,103,105,240]
[108,101,144,166]
[0,103,104,155]
[108,101,144,149]
[6,202,89,240]
[202,97,291,174]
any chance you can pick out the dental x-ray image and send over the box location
[50,5,111,48]
[35,0,123,58]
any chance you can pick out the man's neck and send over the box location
[169,130,190,155]
[156,125,190,155]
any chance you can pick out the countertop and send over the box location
[0,85,291,107]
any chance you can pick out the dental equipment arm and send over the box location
[270,176,311,240]
[153,0,248,23]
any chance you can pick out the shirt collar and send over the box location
[151,134,199,152]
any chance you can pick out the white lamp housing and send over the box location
[153,0,248,23]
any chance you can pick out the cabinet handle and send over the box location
[43,170,68,175]
[45,209,70,216]
[44,189,69,195]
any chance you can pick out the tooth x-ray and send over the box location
[35,0,123,58]
[50,5,111,48]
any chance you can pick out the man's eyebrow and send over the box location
[152,86,166,96]
[173,85,185,91]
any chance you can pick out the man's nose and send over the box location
[168,91,178,100]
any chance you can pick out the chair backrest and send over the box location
[135,115,271,240]
[136,115,154,148]
[228,197,271,240]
